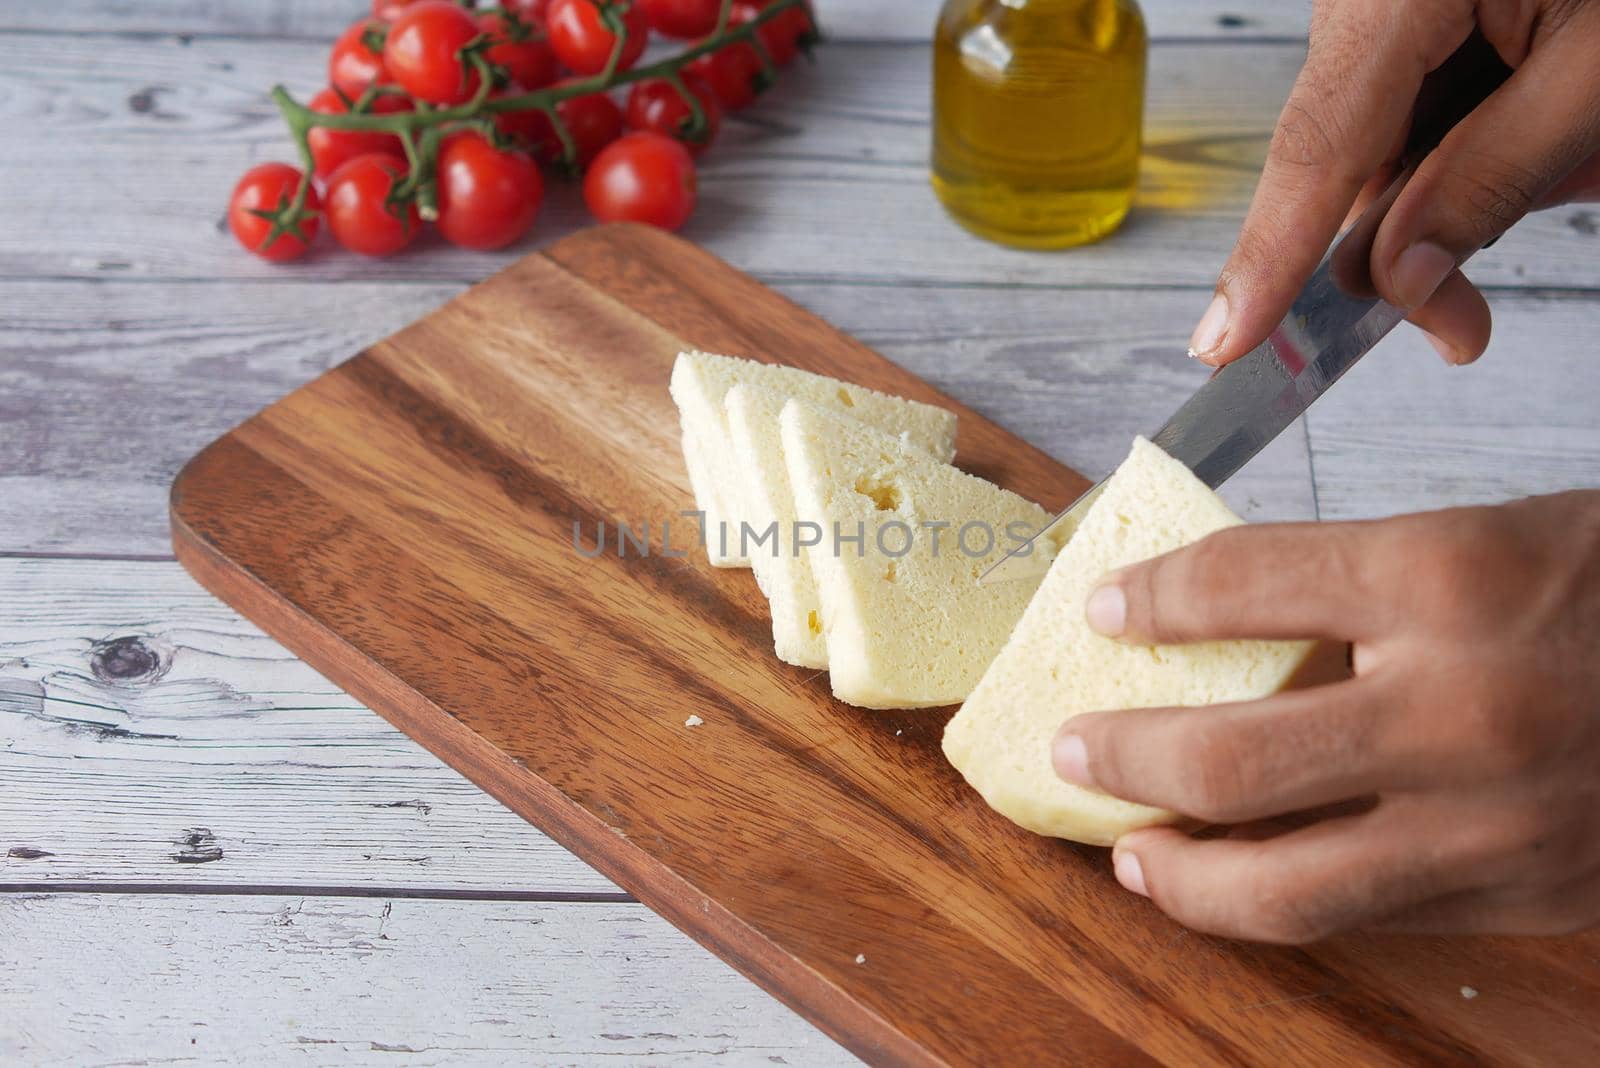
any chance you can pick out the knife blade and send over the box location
[979,32,1511,587]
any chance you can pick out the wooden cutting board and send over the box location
[171,223,1599,1067]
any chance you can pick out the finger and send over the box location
[1377,869,1600,937]
[1087,521,1392,645]
[1111,802,1474,944]
[1536,150,1600,207]
[1055,679,1418,825]
[1189,3,1444,364]
[1405,269,1492,365]
[1373,9,1600,312]
[1339,118,1412,231]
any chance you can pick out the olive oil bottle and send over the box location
[932,0,1147,248]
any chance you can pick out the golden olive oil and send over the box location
[932,0,1147,248]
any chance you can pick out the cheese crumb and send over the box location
[854,954,866,965]
[1461,986,1478,1000]
[684,715,704,728]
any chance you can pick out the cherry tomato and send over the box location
[435,131,545,250]
[478,11,560,89]
[545,0,649,76]
[733,0,812,66]
[686,35,765,110]
[384,0,484,106]
[583,131,697,230]
[638,0,721,39]
[306,89,412,179]
[496,84,623,168]
[228,163,321,262]
[324,154,420,257]
[329,20,391,98]
[624,75,721,156]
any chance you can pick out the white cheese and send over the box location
[942,437,1324,846]
[780,400,1055,710]
[670,351,957,568]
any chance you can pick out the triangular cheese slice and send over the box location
[669,351,957,568]
[780,400,1055,709]
[724,384,831,668]
[943,437,1330,845]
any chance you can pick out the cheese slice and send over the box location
[780,400,1055,709]
[942,437,1326,846]
[670,350,957,568]
[725,384,830,668]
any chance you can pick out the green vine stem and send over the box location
[266,0,818,233]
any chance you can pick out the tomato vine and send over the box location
[243,0,817,257]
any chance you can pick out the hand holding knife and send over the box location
[982,31,1514,585]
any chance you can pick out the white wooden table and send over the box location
[3,1,1597,1062]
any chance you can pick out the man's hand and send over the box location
[1189,0,1600,368]
[1051,492,1600,943]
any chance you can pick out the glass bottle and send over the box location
[931,0,1147,249]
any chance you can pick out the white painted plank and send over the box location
[0,280,1312,557]
[2,33,1595,288]
[3,1,1311,41]
[1306,291,1600,520]
[0,893,854,1066]
[0,557,618,894]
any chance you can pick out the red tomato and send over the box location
[329,20,391,98]
[306,89,412,179]
[686,36,765,110]
[638,0,721,39]
[624,75,721,156]
[583,131,697,230]
[496,84,623,168]
[384,0,484,105]
[228,163,321,262]
[733,0,812,66]
[505,0,552,19]
[545,0,649,76]
[479,11,560,89]
[435,132,545,249]
[325,154,420,256]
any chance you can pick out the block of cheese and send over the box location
[669,351,957,568]
[724,384,830,668]
[780,399,1056,709]
[942,437,1325,846]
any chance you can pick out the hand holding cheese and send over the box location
[1058,490,1600,944]
[944,439,1328,845]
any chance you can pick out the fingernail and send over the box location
[1390,242,1454,310]
[1113,849,1148,897]
[1187,293,1229,360]
[1052,732,1093,787]
[1420,329,1468,366]
[1085,584,1126,636]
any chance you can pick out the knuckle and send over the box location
[1481,795,1597,880]
[1156,532,1236,637]
[1455,689,1554,779]
[1392,510,1524,624]
[1174,720,1255,822]
[1269,96,1345,173]
[1438,152,1547,239]
[1244,874,1335,944]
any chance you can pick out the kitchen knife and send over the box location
[979,32,1512,586]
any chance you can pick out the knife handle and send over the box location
[1330,31,1514,298]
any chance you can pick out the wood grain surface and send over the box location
[166,223,1600,1067]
